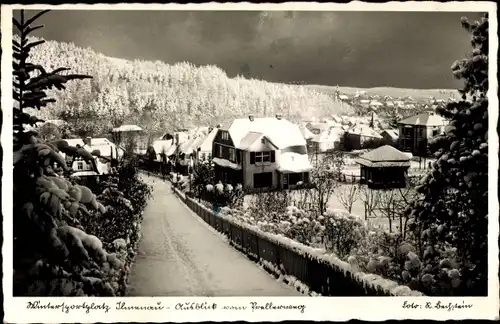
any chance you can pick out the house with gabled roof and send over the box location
[309,126,345,153]
[212,114,312,191]
[197,126,219,161]
[380,129,399,146]
[398,112,447,155]
[344,124,384,150]
[355,145,412,189]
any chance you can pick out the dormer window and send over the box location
[261,138,266,144]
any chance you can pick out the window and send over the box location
[250,151,276,164]
[254,172,273,188]
[218,144,223,158]
[256,151,270,163]
[221,132,229,141]
[261,138,266,144]
[229,148,236,162]
[77,162,84,170]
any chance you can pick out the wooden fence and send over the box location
[170,186,422,297]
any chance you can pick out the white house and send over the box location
[152,138,176,161]
[197,126,219,161]
[62,137,122,175]
[345,125,384,150]
[309,127,345,153]
[212,114,312,191]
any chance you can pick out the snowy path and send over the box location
[127,174,302,296]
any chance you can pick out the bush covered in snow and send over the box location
[12,11,151,297]
[403,14,489,296]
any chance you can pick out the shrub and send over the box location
[12,10,151,297]
[406,14,489,296]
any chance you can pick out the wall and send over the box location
[242,149,280,189]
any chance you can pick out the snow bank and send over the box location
[172,189,424,297]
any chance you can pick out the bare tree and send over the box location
[334,183,359,214]
[377,188,398,233]
[309,151,345,215]
[373,176,421,236]
[358,184,380,220]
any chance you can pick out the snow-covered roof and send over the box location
[239,132,265,150]
[42,119,67,127]
[199,127,218,153]
[355,145,411,168]
[359,145,411,162]
[339,95,349,100]
[346,125,383,139]
[70,171,99,177]
[179,136,198,154]
[330,115,343,123]
[112,124,143,132]
[310,127,344,143]
[153,139,175,156]
[62,138,120,158]
[299,125,315,140]
[370,100,383,106]
[278,152,312,173]
[213,157,242,170]
[399,113,447,126]
[307,122,331,132]
[224,117,306,150]
[381,129,399,140]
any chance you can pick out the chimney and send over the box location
[249,114,255,122]
[276,114,282,120]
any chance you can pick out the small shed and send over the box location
[355,145,411,189]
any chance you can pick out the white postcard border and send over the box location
[1,2,499,322]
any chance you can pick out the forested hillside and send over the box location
[23,36,352,138]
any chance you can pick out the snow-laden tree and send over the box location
[408,14,489,296]
[24,35,352,136]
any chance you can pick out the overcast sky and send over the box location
[16,10,483,89]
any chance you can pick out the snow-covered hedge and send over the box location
[173,189,423,296]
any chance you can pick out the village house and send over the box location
[380,129,399,146]
[62,137,122,175]
[152,138,176,162]
[369,100,384,110]
[355,145,412,189]
[299,124,316,141]
[398,112,447,155]
[305,121,332,135]
[177,128,212,173]
[212,115,312,191]
[344,124,384,150]
[196,126,219,161]
[309,126,345,154]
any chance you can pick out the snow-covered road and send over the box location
[127,174,302,296]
